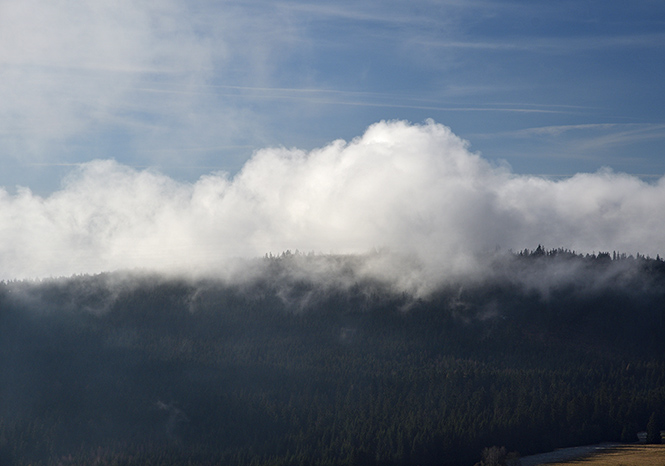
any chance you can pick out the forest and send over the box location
[1,248,664,466]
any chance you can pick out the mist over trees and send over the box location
[1,248,664,465]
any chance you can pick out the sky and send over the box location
[0,0,664,281]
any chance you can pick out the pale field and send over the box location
[546,444,665,466]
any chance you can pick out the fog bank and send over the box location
[1,120,664,289]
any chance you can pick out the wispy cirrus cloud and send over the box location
[468,123,665,175]
[415,32,665,54]
[488,123,665,144]
[134,83,575,115]
[491,124,629,138]
[0,0,215,152]
[577,124,665,150]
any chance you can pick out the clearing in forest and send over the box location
[545,444,665,466]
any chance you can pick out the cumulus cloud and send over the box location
[0,120,664,291]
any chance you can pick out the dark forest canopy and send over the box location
[1,249,664,466]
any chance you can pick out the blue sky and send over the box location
[2,0,664,193]
[2,0,665,280]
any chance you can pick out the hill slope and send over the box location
[1,250,664,465]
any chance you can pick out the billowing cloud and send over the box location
[0,120,664,291]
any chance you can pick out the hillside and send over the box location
[1,249,664,465]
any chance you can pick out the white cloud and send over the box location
[1,120,664,293]
[0,0,347,168]
[0,0,215,157]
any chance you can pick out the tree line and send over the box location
[0,250,664,465]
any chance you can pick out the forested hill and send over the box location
[1,249,664,466]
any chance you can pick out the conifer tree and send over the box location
[646,412,662,444]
